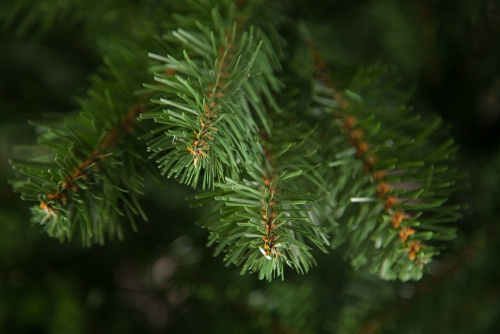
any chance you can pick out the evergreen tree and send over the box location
[1,0,499,333]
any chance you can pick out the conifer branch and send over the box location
[196,123,329,281]
[309,42,463,280]
[10,43,159,245]
[141,4,281,188]
[7,0,467,284]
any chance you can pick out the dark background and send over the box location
[1,0,499,333]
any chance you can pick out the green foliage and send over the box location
[0,0,160,42]
[141,4,281,188]
[310,63,463,280]
[7,0,465,282]
[10,40,159,246]
[196,123,329,281]
[4,0,500,333]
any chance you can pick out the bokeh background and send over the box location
[1,0,499,333]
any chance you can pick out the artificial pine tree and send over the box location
[1,0,499,333]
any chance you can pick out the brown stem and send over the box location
[40,105,146,213]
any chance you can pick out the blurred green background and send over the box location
[1,0,499,333]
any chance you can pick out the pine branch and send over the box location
[7,0,467,284]
[141,2,331,281]
[10,41,159,245]
[141,3,282,189]
[309,46,464,280]
[195,122,329,281]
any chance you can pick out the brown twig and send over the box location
[39,105,146,216]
